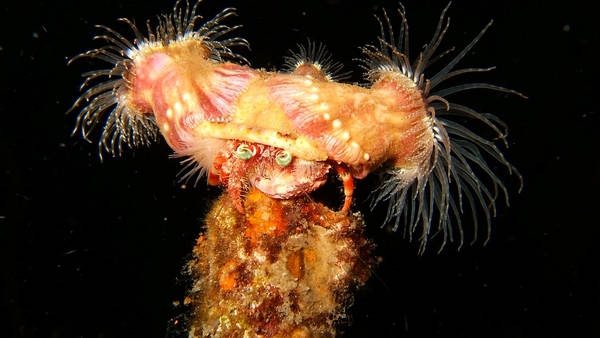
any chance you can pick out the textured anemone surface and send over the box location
[186,189,374,337]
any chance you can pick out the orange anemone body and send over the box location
[128,38,433,181]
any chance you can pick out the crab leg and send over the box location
[334,164,354,213]
[208,151,230,186]
[227,158,251,214]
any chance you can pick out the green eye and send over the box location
[235,144,255,160]
[275,150,292,166]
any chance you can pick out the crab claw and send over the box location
[250,158,330,200]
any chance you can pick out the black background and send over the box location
[1,0,598,337]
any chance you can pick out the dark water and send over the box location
[2,0,597,337]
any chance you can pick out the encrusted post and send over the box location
[186,189,374,337]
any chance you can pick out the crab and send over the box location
[70,1,522,251]
[206,140,353,214]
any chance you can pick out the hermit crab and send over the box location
[69,1,522,252]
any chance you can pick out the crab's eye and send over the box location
[235,144,255,160]
[275,150,292,166]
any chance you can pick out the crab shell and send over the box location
[129,39,434,183]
